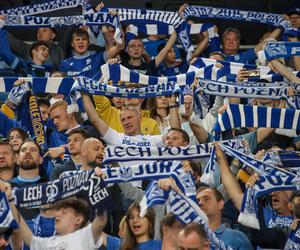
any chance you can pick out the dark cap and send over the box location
[289,190,300,202]
[288,7,300,16]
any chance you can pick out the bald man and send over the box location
[80,138,105,170]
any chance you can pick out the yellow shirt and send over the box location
[93,95,160,135]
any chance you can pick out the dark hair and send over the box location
[160,213,180,239]
[71,28,89,42]
[121,202,155,250]
[289,190,300,202]
[37,98,50,107]
[167,128,190,144]
[0,141,13,151]
[197,187,224,202]
[29,41,49,58]
[157,42,167,54]
[147,96,169,123]
[55,197,90,228]
[20,139,42,155]
[181,223,208,242]
[67,128,89,139]
[8,128,28,142]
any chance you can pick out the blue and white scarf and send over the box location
[0,0,89,16]
[220,144,297,229]
[1,12,119,30]
[74,76,179,98]
[284,221,300,250]
[183,5,292,31]
[103,139,242,164]
[100,63,197,86]
[111,8,193,59]
[0,192,18,229]
[197,78,295,100]
[278,150,300,169]
[0,77,74,95]
[13,161,181,208]
[189,57,272,80]
[215,104,300,134]
[139,181,232,250]
[259,41,300,62]
[168,190,232,250]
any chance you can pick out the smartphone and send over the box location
[247,69,260,77]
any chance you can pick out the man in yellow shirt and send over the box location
[93,95,160,135]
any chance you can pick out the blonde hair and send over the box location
[49,99,68,113]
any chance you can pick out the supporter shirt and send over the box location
[224,48,257,64]
[102,127,163,147]
[143,38,181,60]
[120,54,158,76]
[59,51,106,78]
[30,224,101,250]
[106,235,161,250]
[158,61,189,76]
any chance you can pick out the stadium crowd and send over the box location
[0,0,299,249]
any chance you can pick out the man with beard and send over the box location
[80,138,105,171]
[10,139,47,220]
[0,141,15,181]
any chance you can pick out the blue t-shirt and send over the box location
[224,48,257,65]
[215,224,252,250]
[106,235,161,250]
[158,62,189,77]
[143,38,181,60]
[59,51,106,78]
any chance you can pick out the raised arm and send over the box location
[91,211,108,245]
[215,143,243,210]
[82,93,109,136]
[167,94,181,129]
[0,181,33,247]
[154,30,177,67]
[269,58,300,83]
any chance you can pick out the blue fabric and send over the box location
[224,48,257,64]
[105,235,161,250]
[143,39,181,59]
[215,224,252,250]
[59,51,106,78]
[158,61,189,76]
[263,207,293,228]
[0,29,52,77]
[240,131,257,153]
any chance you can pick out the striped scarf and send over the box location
[259,41,300,62]
[111,8,193,58]
[139,182,232,250]
[220,144,297,229]
[215,104,300,134]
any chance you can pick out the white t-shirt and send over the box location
[30,224,102,250]
[102,128,164,147]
